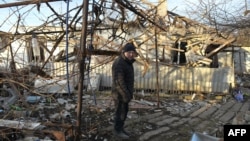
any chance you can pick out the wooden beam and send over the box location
[164,46,185,52]
[0,0,62,8]
[206,38,236,58]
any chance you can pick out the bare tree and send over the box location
[179,0,250,45]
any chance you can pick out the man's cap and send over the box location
[122,43,137,52]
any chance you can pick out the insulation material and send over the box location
[0,119,40,130]
[34,78,74,94]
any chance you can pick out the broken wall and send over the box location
[234,47,250,74]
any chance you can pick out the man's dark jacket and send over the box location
[112,53,135,103]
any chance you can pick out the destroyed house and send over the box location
[0,0,248,140]
[0,1,241,96]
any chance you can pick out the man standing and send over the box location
[112,42,137,139]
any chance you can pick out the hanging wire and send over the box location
[65,0,71,96]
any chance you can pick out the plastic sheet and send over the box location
[190,132,222,141]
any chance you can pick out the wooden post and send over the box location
[75,0,89,140]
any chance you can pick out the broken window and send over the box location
[205,44,219,68]
[173,41,187,65]
[26,36,45,63]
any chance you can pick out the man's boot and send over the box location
[113,129,129,139]
[113,121,129,139]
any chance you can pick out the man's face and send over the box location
[124,51,137,60]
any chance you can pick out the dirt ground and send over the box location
[1,86,250,141]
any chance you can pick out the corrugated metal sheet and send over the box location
[89,62,234,94]
[42,60,235,94]
[133,63,234,93]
